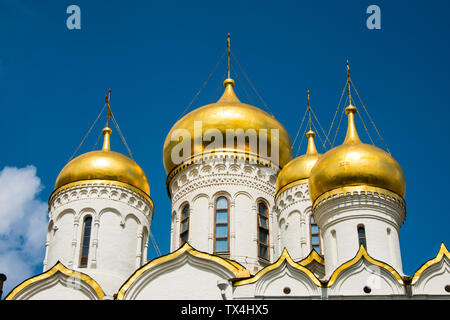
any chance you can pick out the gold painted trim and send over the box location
[115,242,249,300]
[275,179,309,201]
[326,244,404,287]
[313,185,404,209]
[224,257,247,270]
[233,248,322,287]
[411,243,450,285]
[50,179,154,212]
[4,261,105,300]
[298,249,325,266]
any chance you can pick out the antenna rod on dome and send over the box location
[227,33,231,79]
[347,60,352,105]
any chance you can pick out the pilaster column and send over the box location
[69,218,79,268]
[90,217,100,268]
[230,199,236,257]
[43,240,49,271]
[136,231,143,268]
[208,201,214,253]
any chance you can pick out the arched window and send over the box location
[214,196,229,253]
[180,204,190,245]
[257,201,270,260]
[358,225,367,248]
[310,215,320,253]
[79,216,92,268]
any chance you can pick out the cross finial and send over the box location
[307,89,312,130]
[105,88,112,127]
[307,89,311,110]
[102,88,113,151]
[227,33,231,79]
[346,60,352,104]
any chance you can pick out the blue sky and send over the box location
[0,0,449,294]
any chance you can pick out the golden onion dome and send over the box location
[163,78,293,175]
[54,126,151,198]
[308,104,406,206]
[276,130,320,196]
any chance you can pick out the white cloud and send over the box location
[0,166,48,298]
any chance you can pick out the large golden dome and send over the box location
[54,127,151,198]
[163,78,292,175]
[308,105,405,206]
[276,130,320,196]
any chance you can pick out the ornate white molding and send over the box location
[314,192,406,229]
[49,183,153,219]
[169,157,278,203]
[275,183,311,211]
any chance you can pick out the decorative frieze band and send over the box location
[49,182,152,217]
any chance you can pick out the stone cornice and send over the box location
[275,182,311,212]
[49,181,153,218]
[169,158,278,203]
[313,191,406,228]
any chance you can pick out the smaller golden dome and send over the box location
[308,105,406,206]
[54,126,150,198]
[276,130,320,196]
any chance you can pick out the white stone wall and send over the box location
[45,182,153,295]
[168,155,279,273]
[121,255,236,300]
[275,182,315,261]
[313,192,406,277]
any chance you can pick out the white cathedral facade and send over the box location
[5,65,450,300]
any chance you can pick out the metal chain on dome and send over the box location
[292,91,330,157]
[232,64,254,105]
[68,92,137,161]
[149,230,161,257]
[356,108,375,145]
[213,70,228,101]
[323,81,348,151]
[310,107,332,149]
[350,79,391,154]
[109,110,135,160]
[176,49,227,121]
[332,96,347,146]
[291,106,309,152]
[231,51,274,116]
[296,123,310,157]
[311,120,326,151]
[68,103,107,161]
[92,130,103,151]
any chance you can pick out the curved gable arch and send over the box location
[233,249,322,288]
[326,245,404,296]
[412,243,450,285]
[411,243,450,295]
[298,249,325,266]
[116,243,249,300]
[5,262,105,300]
